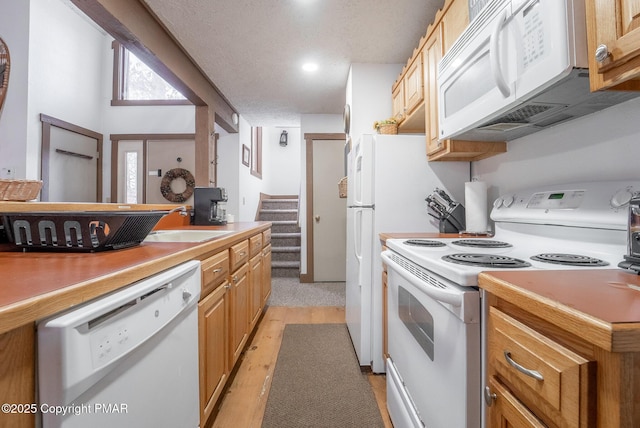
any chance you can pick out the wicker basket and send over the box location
[338,177,347,198]
[0,179,43,201]
[376,124,398,135]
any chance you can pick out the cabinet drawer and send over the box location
[488,377,546,428]
[249,234,263,258]
[488,306,594,427]
[201,251,229,296]
[230,240,249,272]
[262,229,271,247]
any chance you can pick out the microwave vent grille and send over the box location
[488,104,554,124]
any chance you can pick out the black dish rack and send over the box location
[1,211,168,252]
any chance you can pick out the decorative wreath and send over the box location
[160,168,195,203]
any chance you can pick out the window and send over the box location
[251,127,262,179]
[124,151,139,204]
[112,41,190,106]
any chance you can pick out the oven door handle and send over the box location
[381,251,463,307]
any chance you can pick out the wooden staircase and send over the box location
[256,195,301,277]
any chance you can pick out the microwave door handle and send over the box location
[490,9,511,97]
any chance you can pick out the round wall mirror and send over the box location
[0,37,9,116]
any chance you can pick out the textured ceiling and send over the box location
[142,0,445,127]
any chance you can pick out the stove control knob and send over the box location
[493,197,503,209]
[611,188,634,208]
[502,195,515,208]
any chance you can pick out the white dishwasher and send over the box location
[37,260,201,428]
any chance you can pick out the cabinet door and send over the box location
[425,23,444,156]
[404,55,424,116]
[229,263,249,366]
[392,81,405,123]
[198,281,229,424]
[261,245,272,306]
[442,0,469,53]
[487,377,547,428]
[586,0,640,90]
[249,253,263,330]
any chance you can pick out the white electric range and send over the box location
[381,180,640,428]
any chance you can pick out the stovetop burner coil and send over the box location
[442,253,531,268]
[451,239,512,248]
[403,239,447,248]
[531,253,609,266]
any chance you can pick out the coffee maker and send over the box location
[194,187,228,225]
[619,195,640,273]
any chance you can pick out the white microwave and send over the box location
[437,0,638,142]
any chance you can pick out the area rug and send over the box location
[262,324,384,428]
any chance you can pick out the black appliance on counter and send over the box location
[194,187,227,225]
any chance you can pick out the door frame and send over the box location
[110,133,195,203]
[301,132,346,283]
[40,114,103,202]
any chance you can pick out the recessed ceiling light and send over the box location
[302,62,318,72]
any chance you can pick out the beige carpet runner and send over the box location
[262,323,384,428]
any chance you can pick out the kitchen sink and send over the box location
[143,229,232,243]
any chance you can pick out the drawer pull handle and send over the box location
[213,268,223,273]
[504,351,544,381]
[239,251,247,256]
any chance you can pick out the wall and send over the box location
[261,127,301,196]
[0,0,31,179]
[346,63,403,142]
[0,0,196,200]
[473,96,640,225]
[216,129,240,221]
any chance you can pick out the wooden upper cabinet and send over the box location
[392,81,404,122]
[585,0,640,90]
[441,0,469,52]
[404,55,424,116]
[424,23,444,155]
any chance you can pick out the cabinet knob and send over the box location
[484,386,497,407]
[233,275,238,282]
[595,44,610,63]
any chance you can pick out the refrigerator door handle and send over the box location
[354,208,363,286]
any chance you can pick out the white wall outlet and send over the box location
[0,167,15,179]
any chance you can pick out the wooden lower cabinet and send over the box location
[198,280,230,425]
[249,253,263,331]
[229,262,249,367]
[261,245,272,306]
[486,305,595,428]
[198,229,272,427]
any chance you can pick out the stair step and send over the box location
[272,232,301,238]
[272,246,301,253]
[271,220,298,225]
[271,260,301,268]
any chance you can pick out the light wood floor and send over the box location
[211,306,392,428]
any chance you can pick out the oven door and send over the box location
[383,251,481,428]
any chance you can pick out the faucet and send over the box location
[167,206,189,217]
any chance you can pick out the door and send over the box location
[312,139,347,281]
[48,126,98,202]
[146,139,196,205]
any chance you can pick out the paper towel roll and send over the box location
[465,181,488,233]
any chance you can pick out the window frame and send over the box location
[250,127,262,179]
[111,41,191,106]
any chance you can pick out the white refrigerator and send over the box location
[346,134,469,373]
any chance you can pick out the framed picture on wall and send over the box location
[242,144,250,167]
